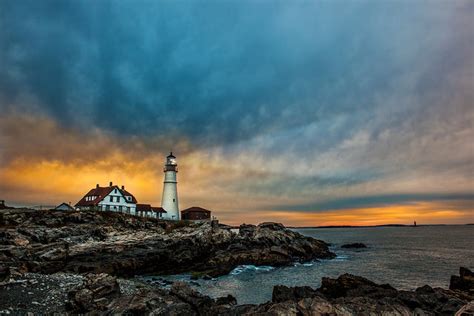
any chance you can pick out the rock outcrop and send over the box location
[0,209,334,277]
[341,242,367,249]
[246,269,473,315]
[2,269,471,315]
[450,266,474,294]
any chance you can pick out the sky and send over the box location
[0,0,473,226]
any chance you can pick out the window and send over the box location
[126,207,130,214]
[114,189,117,193]
[116,196,120,202]
[119,206,122,211]
[173,198,175,202]
[110,196,113,202]
[106,205,110,211]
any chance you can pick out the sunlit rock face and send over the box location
[0,209,334,277]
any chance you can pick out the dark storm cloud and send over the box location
[1,0,473,222]
[2,0,471,150]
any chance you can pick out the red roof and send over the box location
[121,189,138,203]
[136,204,166,213]
[181,206,211,214]
[75,185,137,207]
[152,206,166,213]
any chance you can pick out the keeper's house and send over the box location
[75,182,138,214]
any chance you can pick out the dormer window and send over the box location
[114,189,117,194]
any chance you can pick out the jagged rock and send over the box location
[341,243,367,249]
[72,289,94,312]
[238,224,256,238]
[1,269,473,315]
[258,222,286,231]
[0,265,9,282]
[1,209,334,277]
[67,273,120,312]
[320,273,397,299]
[267,273,471,316]
[450,267,474,293]
[272,285,318,303]
[215,294,237,306]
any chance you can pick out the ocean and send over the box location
[145,225,474,304]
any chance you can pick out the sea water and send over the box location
[143,225,474,304]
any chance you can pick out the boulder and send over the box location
[449,267,474,293]
[67,273,120,312]
[341,243,367,249]
[272,285,318,303]
[0,265,9,282]
[319,274,397,299]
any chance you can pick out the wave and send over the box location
[293,262,315,267]
[230,265,275,275]
[334,255,349,261]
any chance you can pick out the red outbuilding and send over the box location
[181,206,211,221]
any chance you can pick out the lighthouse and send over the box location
[161,152,180,220]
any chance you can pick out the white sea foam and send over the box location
[334,255,349,261]
[230,265,275,275]
[293,261,316,267]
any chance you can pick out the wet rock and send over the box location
[341,243,367,249]
[319,273,397,299]
[2,269,473,315]
[215,294,237,306]
[449,267,474,293]
[272,285,318,303]
[170,281,214,313]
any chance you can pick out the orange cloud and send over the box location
[1,114,472,226]
[217,201,473,226]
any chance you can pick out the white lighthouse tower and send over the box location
[161,152,180,220]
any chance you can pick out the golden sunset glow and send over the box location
[1,1,473,226]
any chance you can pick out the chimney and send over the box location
[121,185,125,190]
[109,181,113,187]
[96,184,99,188]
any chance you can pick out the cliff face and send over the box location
[0,209,335,277]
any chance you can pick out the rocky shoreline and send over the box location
[1,267,472,315]
[0,209,334,278]
[1,209,473,315]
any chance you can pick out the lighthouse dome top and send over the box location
[165,152,177,167]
